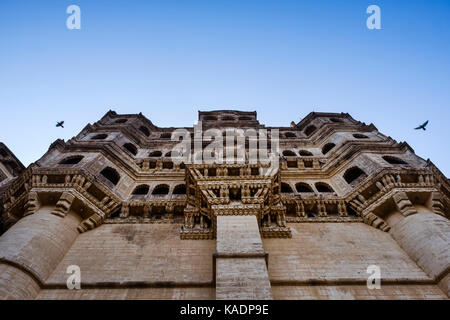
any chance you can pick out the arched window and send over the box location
[322,143,336,155]
[283,150,296,157]
[315,182,334,193]
[284,132,296,138]
[344,167,366,185]
[139,126,150,137]
[299,150,313,156]
[149,150,162,157]
[295,182,314,193]
[115,119,127,124]
[92,134,108,140]
[304,125,317,136]
[382,156,407,165]
[59,155,84,165]
[353,133,369,139]
[123,143,138,156]
[100,167,120,186]
[173,184,186,195]
[164,151,172,157]
[132,185,149,195]
[152,184,169,195]
[281,183,293,193]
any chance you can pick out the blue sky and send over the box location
[0,0,449,175]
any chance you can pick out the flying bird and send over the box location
[56,121,65,128]
[414,120,429,131]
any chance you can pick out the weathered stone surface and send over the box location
[0,142,25,236]
[264,223,431,282]
[46,223,215,285]
[216,258,272,300]
[0,208,81,299]
[0,264,41,300]
[36,287,214,300]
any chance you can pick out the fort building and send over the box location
[0,110,449,299]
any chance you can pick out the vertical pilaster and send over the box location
[214,215,272,300]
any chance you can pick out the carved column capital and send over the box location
[338,201,348,217]
[392,191,417,217]
[23,191,40,217]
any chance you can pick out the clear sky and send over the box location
[0,0,449,176]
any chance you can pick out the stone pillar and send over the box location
[214,215,273,300]
[386,206,450,297]
[0,207,81,299]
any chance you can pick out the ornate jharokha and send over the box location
[180,163,291,239]
[0,110,449,300]
[2,166,121,233]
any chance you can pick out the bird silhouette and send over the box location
[56,121,65,128]
[414,120,428,131]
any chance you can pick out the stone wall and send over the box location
[272,284,447,300]
[264,222,447,299]
[387,208,450,296]
[46,223,215,285]
[33,221,448,300]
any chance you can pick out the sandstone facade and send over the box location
[0,110,449,300]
